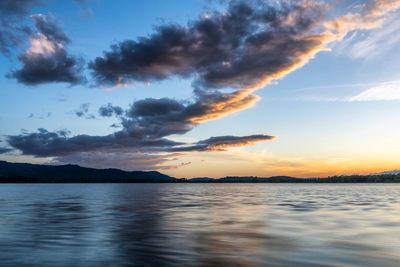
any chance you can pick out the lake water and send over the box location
[0,184,399,267]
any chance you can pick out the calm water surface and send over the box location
[0,184,399,267]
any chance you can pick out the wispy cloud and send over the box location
[348,81,400,101]
[291,81,400,102]
[336,11,400,60]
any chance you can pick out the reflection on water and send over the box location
[0,184,399,267]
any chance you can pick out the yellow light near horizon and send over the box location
[161,149,400,178]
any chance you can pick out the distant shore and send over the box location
[1,161,400,183]
[1,175,400,184]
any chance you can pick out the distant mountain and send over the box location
[0,161,175,183]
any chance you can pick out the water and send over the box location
[0,184,399,267]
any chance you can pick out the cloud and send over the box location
[6,126,274,167]
[325,0,400,36]
[335,12,400,59]
[49,151,183,171]
[0,0,87,58]
[90,1,327,88]
[87,1,334,127]
[0,147,12,154]
[170,134,276,152]
[0,0,44,57]
[75,103,96,119]
[6,90,276,162]
[119,92,258,139]
[0,0,44,16]
[89,0,400,124]
[299,81,400,102]
[110,123,121,128]
[348,81,400,101]
[8,14,85,85]
[6,0,400,170]
[121,98,194,139]
[7,128,184,157]
[98,103,124,117]
[31,14,70,44]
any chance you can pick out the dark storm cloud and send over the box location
[8,14,85,85]
[89,1,325,89]
[99,103,124,117]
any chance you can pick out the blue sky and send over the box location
[1,0,400,177]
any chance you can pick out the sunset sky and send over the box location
[1,0,400,178]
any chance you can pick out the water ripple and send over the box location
[0,184,399,267]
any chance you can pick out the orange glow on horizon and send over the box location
[161,150,400,179]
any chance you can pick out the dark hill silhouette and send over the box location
[0,161,174,183]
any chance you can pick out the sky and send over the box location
[1,0,400,178]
